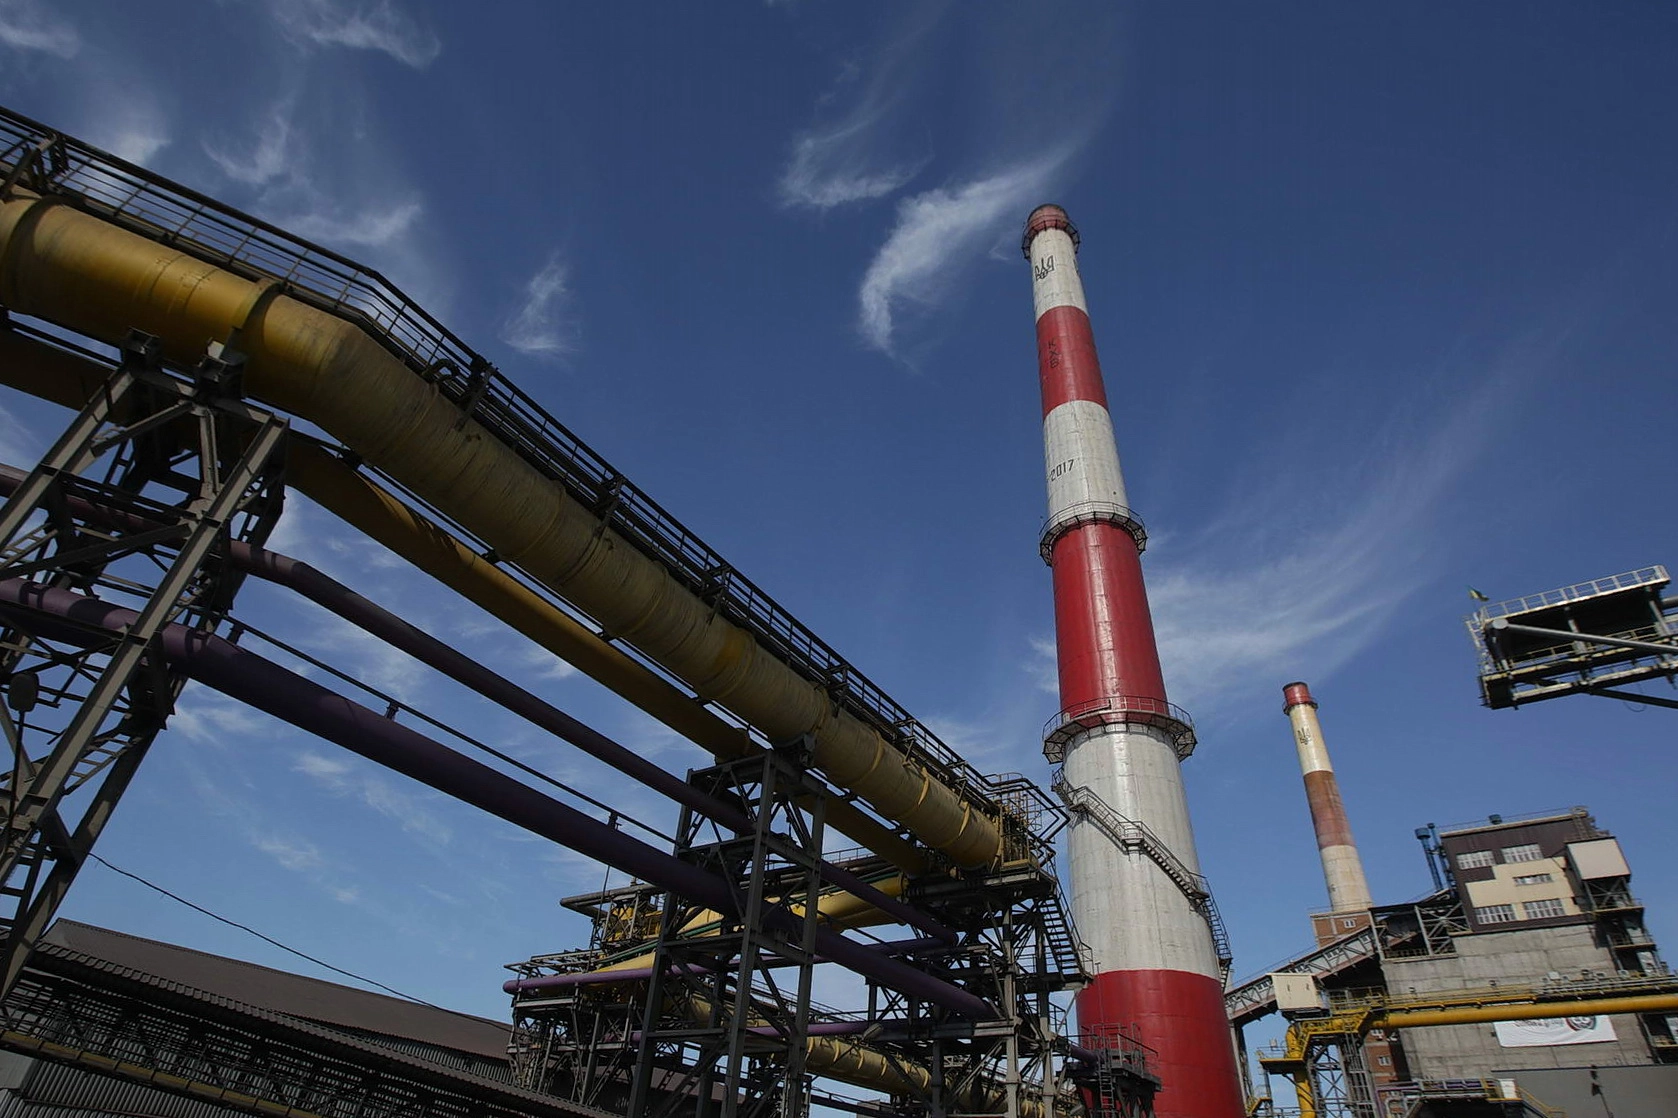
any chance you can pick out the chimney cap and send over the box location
[1022,204,1079,258]
[1282,681,1318,712]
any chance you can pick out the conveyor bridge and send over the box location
[0,104,1003,837]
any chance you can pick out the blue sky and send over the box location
[2,0,1676,1080]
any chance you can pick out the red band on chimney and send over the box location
[1037,305,1109,415]
[1077,970,1246,1118]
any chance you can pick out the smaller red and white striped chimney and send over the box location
[1282,682,1372,914]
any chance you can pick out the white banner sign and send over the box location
[1494,1016,1617,1048]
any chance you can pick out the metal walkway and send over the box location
[1223,927,1378,1027]
[0,104,1015,831]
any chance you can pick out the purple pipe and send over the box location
[503,936,951,994]
[748,1021,876,1038]
[631,1020,890,1044]
[232,546,954,946]
[0,465,957,949]
[0,580,992,1020]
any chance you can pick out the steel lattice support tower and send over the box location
[0,328,286,999]
[625,744,826,1118]
[1024,205,1243,1118]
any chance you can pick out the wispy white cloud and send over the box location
[82,96,170,165]
[501,255,576,359]
[858,154,1066,353]
[294,612,427,699]
[295,749,454,845]
[0,0,80,58]
[286,199,422,249]
[256,832,325,871]
[1147,380,1503,718]
[517,642,579,682]
[0,403,40,472]
[204,103,297,186]
[1025,636,1058,696]
[198,95,442,307]
[780,116,927,211]
[775,10,941,210]
[269,0,441,68]
[173,691,272,743]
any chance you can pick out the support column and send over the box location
[0,330,286,999]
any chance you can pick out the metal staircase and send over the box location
[1051,777,1233,978]
[1041,884,1094,985]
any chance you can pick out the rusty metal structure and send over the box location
[0,105,1160,1117]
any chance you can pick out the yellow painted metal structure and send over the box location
[0,320,1026,1118]
[679,992,1053,1118]
[0,325,932,880]
[1260,977,1678,1118]
[0,190,1003,869]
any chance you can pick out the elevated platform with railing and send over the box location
[1466,565,1678,709]
[1043,695,1197,761]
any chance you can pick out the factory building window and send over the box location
[1477,904,1516,924]
[1523,898,1566,920]
[1457,850,1495,869]
[1513,873,1554,886]
[1503,843,1545,863]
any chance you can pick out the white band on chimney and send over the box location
[1029,228,1088,320]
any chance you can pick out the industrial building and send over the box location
[0,101,1674,1118]
[1232,683,1678,1117]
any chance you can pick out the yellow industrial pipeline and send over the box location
[1382,992,1678,1029]
[1262,985,1678,1118]
[582,869,910,980]
[0,191,1002,868]
[0,324,932,880]
[676,991,1051,1118]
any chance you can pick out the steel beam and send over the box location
[1489,619,1678,659]
[0,336,286,999]
[0,579,995,1020]
[1581,686,1678,711]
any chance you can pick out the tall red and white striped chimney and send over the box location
[1281,682,1373,914]
[1026,205,1243,1118]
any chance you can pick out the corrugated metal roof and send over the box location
[7,1056,242,1118]
[42,923,509,1064]
[12,935,608,1118]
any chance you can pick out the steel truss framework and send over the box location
[628,745,826,1118]
[0,330,286,1000]
[1260,1026,1375,1118]
[0,103,1023,859]
[509,771,1154,1118]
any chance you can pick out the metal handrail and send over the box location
[1043,694,1196,760]
[0,104,1027,831]
[1470,566,1668,623]
[1052,777,1231,968]
[1038,500,1147,561]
